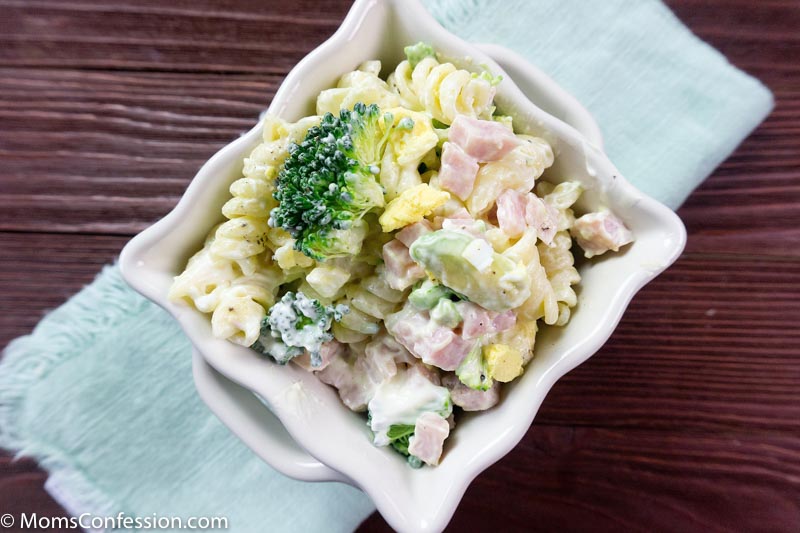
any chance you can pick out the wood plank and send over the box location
[0,69,276,233]
[667,0,800,78]
[0,232,128,346]
[539,252,800,433]
[359,426,800,532]
[0,453,72,533]
[1,0,798,78]
[0,0,351,73]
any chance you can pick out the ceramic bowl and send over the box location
[120,0,686,530]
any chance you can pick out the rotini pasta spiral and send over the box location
[168,242,239,313]
[503,229,559,325]
[388,57,495,125]
[332,267,407,344]
[210,266,284,346]
[536,180,583,232]
[537,231,581,326]
[211,116,320,275]
[317,61,401,116]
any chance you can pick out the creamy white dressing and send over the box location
[367,369,452,446]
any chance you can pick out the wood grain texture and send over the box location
[0,0,798,531]
[363,427,800,533]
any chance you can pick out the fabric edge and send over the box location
[0,265,137,520]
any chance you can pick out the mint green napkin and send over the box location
[425,0,773,208]
[0,1,773,532]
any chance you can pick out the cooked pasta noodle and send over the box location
[388,57,495,124]
[332,268,406,344]
[538,231,581,326]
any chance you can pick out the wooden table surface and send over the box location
[1,1,798,531]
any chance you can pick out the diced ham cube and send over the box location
[316,356,374,411]
[421,327,472,371]
[456,302,516,339]
[395,220,433,248]
[571,211,634,258]
[492,309,516,332]
[442,374,500,411]
[439,142,479,201]
[449,115,521,162]
[525,194,559,245]
[496,189,528,238]
[408,412,450,466]
[357,343,398,385]
[382,239,426,290]
[315,345,397,411]
[292,340,344,371]
[366,333,417,366]
[407,360,442,386]
[385,307,473,371]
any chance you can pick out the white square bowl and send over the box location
[120,0,686,530]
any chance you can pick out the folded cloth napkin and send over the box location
[0,0,773,531]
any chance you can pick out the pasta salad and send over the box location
[169,43,634,467]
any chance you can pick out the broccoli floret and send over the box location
[455,341,493,391]
[270,103,395,261]
[251,291,347,367]
[404,42,436,68]
[386,424,423,468]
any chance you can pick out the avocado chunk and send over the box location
[409,230,531,312]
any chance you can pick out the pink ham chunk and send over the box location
[316,356,375,411]
[315,346,397,411]
[456,302,516,340]
[496,189,558,244]
[395,220,433,248]
[359,345,398,386]
[525,194,558,245]
[385,307,473,371]
[408,412,450,466]
[442,374,500,411]
[439,142,479,201]
[496,189,528,238]
[449,115,521,162]
[407,360,442,386]
[366,333,417,366]
[292,340,344,371]
[382,239,426,291]
[492,309,516,332]
[571,211,634,258]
